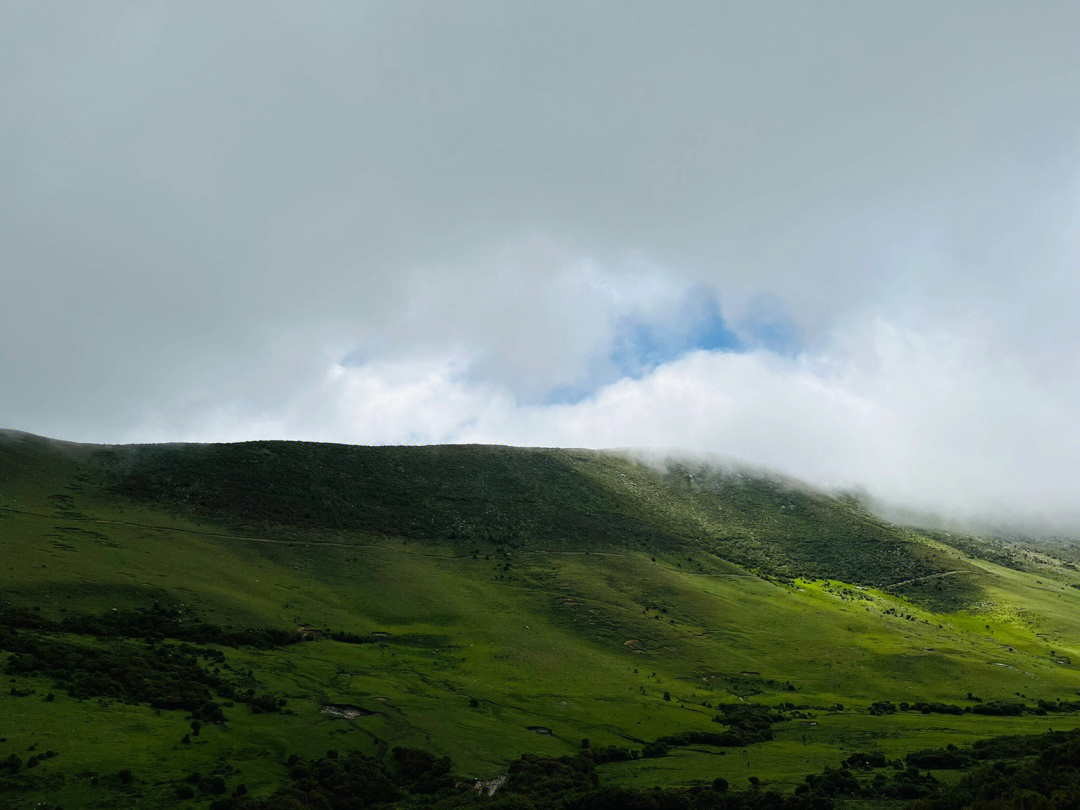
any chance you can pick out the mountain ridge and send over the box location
[2,431,978,608]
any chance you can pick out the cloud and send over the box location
[140,247,1080,534]
[4,3,1080,530]
[249,305,1075,534]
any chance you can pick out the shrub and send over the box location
[641,742,669,758]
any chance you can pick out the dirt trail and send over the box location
[1,505,760,575]
[2,506,467,559]
[883,570,972,590]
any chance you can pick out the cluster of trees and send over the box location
[201,730,1080,810]
[0,602,391,733]
[708,704,787,744]
[200,746,855,810]
[868,700,897,716]
[632,705,793,760]
[801,727,1080,807]
[3,628,225,715]
[205,748,449,809]
[1,604,316,649]
[329,630,378,644]
[579,706,792,763]
[58,604,304,649]
[867,697,1074,718]
[797,763,938,802]
[9,708,1080,808]
[175,764,242,800]
[0,624,285,722]
[909,728,1080,807]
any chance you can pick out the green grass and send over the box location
[87,437,980,603]
[4,431,1080,808]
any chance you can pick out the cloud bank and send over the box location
[4,3,1080,531]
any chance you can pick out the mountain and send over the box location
[48,435,980,605]
[4,431,1080,808]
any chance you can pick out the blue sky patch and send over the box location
[609,288,742,378]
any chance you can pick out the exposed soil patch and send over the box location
[527,726,553,735]
[322,703,375,719]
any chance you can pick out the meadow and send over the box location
[4,432,1080,808]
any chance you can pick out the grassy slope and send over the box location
[97,439,977,599]
[4,432,1080,807]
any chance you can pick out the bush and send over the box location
[391,747,453,794]
[869,701,897,716]
[845,751,888,770]
[641,742,669,758]
[587,746,633,764]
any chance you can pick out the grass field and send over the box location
[4,432,1080,808]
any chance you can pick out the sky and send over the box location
[4,2,1080,531]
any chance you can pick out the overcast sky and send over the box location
[4,2,1080,529]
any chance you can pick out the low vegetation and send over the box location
[98,440,979,604]
[5,432,1080,808]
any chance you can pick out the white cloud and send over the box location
[214,305,1073,534]
[6,3,1080,532]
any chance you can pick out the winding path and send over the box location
[883,569,972,590]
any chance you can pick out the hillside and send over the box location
[88,438,976,606]
[4,432,1080,808]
